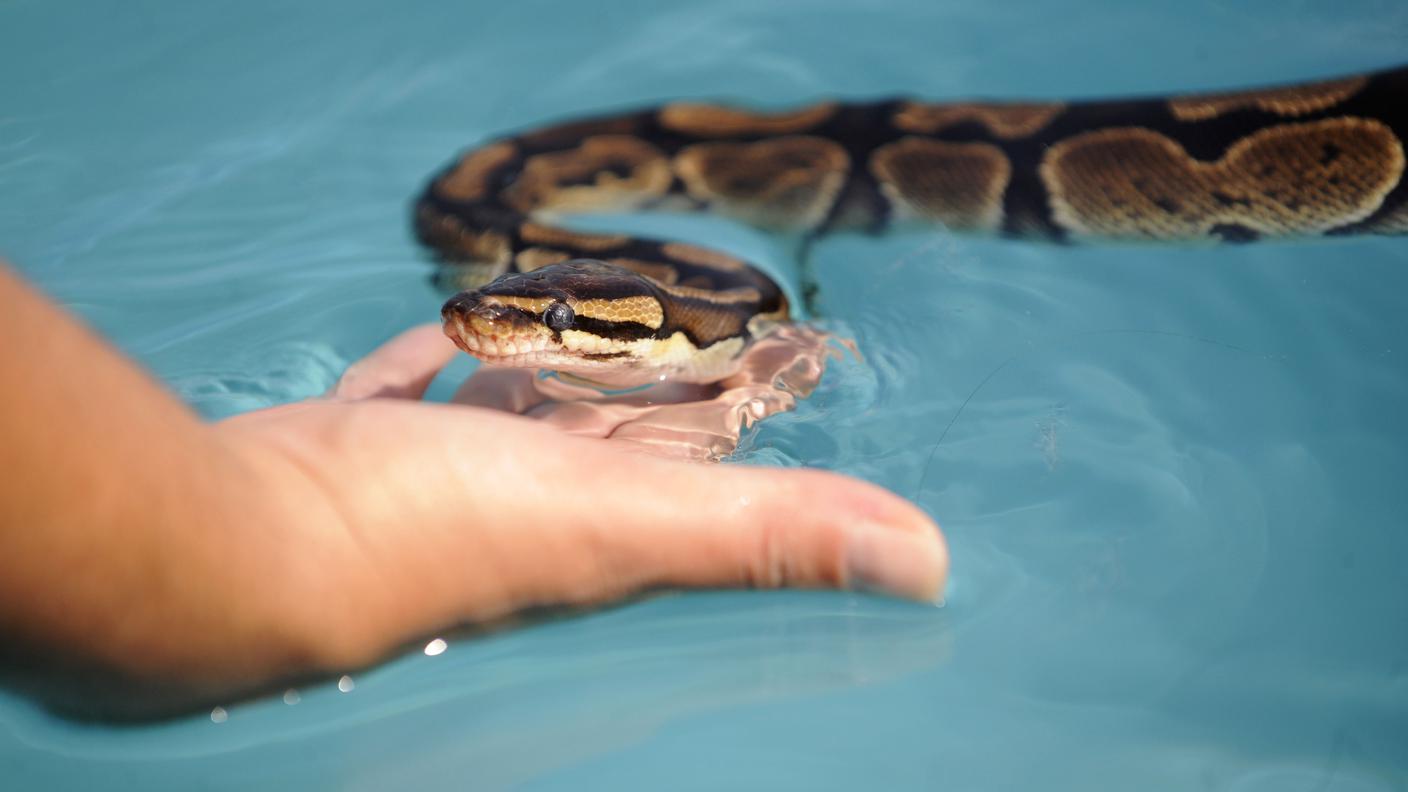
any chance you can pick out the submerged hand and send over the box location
[219,325,948,673]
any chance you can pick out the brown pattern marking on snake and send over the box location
[515,247,573,271]
[870,137,1012,231]
[659,287,763,345]
[1169,75,1369,121]
[1040,118,1405,239]
[504,135,672,215]
[574,295,665,329]
[604,257,682,285]
[519,222,630,251]
[658,102,838,137]
[674,136,850,229]
[436,142,519,201]
[416,205,513,266]
[660,242,747,272]
[893,102,1065,138]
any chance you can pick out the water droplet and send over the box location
[210,707,228,723]
[424,638,448,657]
[282,689,301,705]
[337,675,355,693]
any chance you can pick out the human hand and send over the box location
[0,264,942,717]
[218,324,949,673]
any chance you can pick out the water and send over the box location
[3,0,1407,788]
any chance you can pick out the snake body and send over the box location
[425,64,1408,384]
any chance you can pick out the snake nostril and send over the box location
[441,293,474,320]
[479,303,512,321]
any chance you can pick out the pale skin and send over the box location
[0,262,947,713]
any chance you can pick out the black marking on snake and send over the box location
[571,316,658,341]
[1210,224,1260,243]
[1211,190,1251,208]
[556,162,637,188]
[490,161,524,194]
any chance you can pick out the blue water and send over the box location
[3,0,1407,788]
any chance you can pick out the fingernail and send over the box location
[845,524,948,603]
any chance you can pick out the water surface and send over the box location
[2,0,1406,789]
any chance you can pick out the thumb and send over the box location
[329,324,458,401]
[583,462,950,605]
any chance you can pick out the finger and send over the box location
[450,368,551,413]
[451,372,730,453]
[329,324,460,401]
[470,419,948,606]
[565,453,950,604]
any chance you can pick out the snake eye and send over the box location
[543,301,575,332]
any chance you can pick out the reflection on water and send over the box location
[2,0,1407,789]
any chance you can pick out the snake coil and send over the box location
[425,65,1408,383]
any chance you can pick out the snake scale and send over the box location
[423,64,1408,385]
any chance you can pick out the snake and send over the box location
[422,64,1408,386]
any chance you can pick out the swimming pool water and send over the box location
[3,0,1407,788]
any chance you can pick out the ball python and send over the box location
[423,64,1408,386]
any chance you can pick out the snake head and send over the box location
[442,259,700,385]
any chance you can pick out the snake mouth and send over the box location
[441,305,560,366]
[446,320,550,360]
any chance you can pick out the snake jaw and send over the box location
[446,323,551,359]
[442,296,555,362]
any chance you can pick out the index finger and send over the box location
[329,324,460,401]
